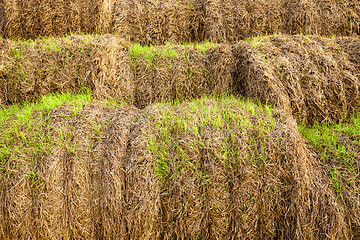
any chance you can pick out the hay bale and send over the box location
[0,95,138,238]
[233,35,360,124]
[284,0,360,37]
[203,0,285,43]
[0,95,352,239]
[143,97,346,239]
[301,115,360,238]
[129,43,236,108]
[1,36,237,107]
[2,35,96,105]
[92,34,134,104]
[3,0,103,39]
[112,0,196,45]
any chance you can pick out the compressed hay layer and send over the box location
[0,95,352,239]
[0,36,236,109]
[2,0,102,39]
[1,35,96,105]
[285,0,360,37]
[0,0,359,42]
[300,115,360,239]
[1,34,360,124]
[0,35,132,105]
[234,35,360,124]
[129,43,236,107]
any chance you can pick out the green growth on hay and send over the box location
[0,92,92,165]
[147,95,276,184]
[300,115,360,197]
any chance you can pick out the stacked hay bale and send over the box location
[284,0,360,37]
[111,0,197,45]
[2,0,102,39]
[233,35,360,124]
[0,95,348,239]
[0,35,133,105]
[0,36,237,108]
[0,35,97,104]
[301,114,360,239]
[128,43,235,107]
[0,0,359,42]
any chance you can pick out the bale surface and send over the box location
[284,0,360,37]
[1,0,359,42]
[3,0,102,39]
[1,34,360,124]
[233,35,360,124]
[0,94,353,239]
[301,115,360,238]
[2,35,96,105]
[129,43,235,108]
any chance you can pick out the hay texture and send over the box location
[2,35,96,104]
[1,34,360,124]
[0,95,352,239]
[284,0,360,37]
[1,0,359,42]
[0,37,236,109]
[301,115,360,238]
[3,0,102,39]
[0,35,133,105]
[128,43,236,107]
[233,35,360,124]
[112,0,197,45]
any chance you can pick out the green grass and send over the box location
[300,114,360,196]
[0,91,92,127]
[147,95,277,183]
[0,91,92,188]
[129,41,216,62]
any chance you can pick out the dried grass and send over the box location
[128,43,236,108]
[3,0,102,39]
[234,35,360,124]
[1,95,357,239]
[1,34,360,124]
[144,98,347,239]
[284,0,360,37]
[301,119,360,239]
[92,34,134,104]
[1,0,359,42]
[3,36,96,105]
[203,0,285,43]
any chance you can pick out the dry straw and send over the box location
[2,35,96,104]
[129,43,235,108]
[0,97,353,239]
[1,0,359,42]
[2,0,102,39]
[233,35,360,124]
[285,0,360,37]
[2,34,360,124]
